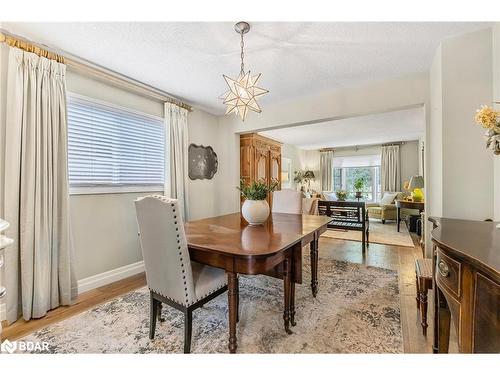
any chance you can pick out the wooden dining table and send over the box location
[184,212,331,353]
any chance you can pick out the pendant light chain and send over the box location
[240,31,245,75]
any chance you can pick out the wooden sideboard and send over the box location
[240,133,282,206]
[430,218,500,353]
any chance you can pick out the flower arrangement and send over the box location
[474,105,500,155]
[238,179,279,200]
[335,190,348,201]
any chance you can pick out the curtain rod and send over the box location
[382,142,405,147]
[0,29,193,112]
[319,141,407,152]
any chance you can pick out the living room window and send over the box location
[67,93,165,194]
[332,154,381,202]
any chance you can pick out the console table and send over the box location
[430,218,500,353]
[395,199,424,232]
[318,200,369,252]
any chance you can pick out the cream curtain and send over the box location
[381,145,401,192]
[3,47,76,323]
[319,150,334,191]
[164,102,189,221]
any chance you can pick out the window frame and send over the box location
[66,92,166,196]
[333,165,381,203]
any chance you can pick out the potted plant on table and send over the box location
[335,190,348,201]
[353,177,365,200]
[238,179,279,225]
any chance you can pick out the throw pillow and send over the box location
[380,191,399,205]
[323,191,337,201]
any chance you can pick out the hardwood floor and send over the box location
[1,273,146,341]
[1,231,458,353]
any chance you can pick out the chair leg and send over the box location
[419,284,429,335]
[157,302,165,322]
[184,309,193,354]
[149,293,158,340]
[415,273,420,310]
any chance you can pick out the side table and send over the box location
[395,199,425,232]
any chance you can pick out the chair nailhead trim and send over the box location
[148,195,195,306]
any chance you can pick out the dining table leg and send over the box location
[283,257,293,334]
[310,238,319,297]
[290,280,296,326]
[397,207,401,232]
[227,271,238,353]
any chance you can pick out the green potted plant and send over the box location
[336,190,348,201]
[353,177,365,200]
[238,179,279,225]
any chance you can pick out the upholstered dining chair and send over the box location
[272,189,302,214]
[134,195,228,353]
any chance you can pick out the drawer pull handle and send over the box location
[438,260,450,277]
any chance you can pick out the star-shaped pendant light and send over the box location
[220,22,268,121]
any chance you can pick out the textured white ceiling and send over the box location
[2,22,490,114]
[259,107,425,149]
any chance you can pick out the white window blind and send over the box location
[67,94,165,192]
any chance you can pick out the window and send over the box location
[332,154,381,202]
[67,94,165,194]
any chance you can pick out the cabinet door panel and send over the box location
[256,150,269,183]
[473,273,500,353]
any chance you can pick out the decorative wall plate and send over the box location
[188,144,218,180]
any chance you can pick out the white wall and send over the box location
[493,23,500,221]
[428,28,494,224]
[281,143,303,189]
[400,141,420,186]
[441,28,494,220]
[428,45,443,220]
[187,108,223,220]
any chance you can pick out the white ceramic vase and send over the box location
[241,199,270,225]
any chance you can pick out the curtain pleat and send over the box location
[164,103,189,221]
[3,47,76,323]
[320,150,334,191]
[380,145,401,192]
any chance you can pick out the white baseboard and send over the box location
[0,262,145,321]
[76,260,145,294]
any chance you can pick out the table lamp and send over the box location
[409,175,424,202]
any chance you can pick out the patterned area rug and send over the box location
[322,220,414,248]
[22,257,403,353]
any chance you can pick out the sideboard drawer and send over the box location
[436,250,462,298]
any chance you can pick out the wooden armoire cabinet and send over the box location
[240,133,282,205]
